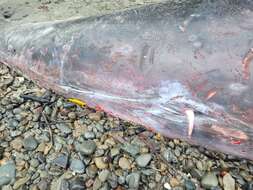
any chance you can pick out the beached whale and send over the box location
[1,0,253,159]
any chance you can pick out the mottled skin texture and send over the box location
[1,0,253,159]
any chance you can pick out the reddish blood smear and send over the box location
[231,139,241,145]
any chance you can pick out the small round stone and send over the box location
[201,172,218,189]
[94,157,108,169]
[84,131,95,139]
[98,169,110,182]
[68,112,76,120]
[135,154,152,167]
[184,179,196,190]
[223,173,235,190]
[119,157,131,170]
[75,140,96,156]
[70,159,85,174]
[23,136,38,151]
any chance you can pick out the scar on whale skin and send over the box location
[242,48,253,80]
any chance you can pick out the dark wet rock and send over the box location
[0,146,4,160]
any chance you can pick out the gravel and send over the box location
[0,64,252,190]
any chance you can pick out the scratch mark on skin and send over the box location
[242,48,253,80]
[185,109,195,138]
[211,125,248,140]
[205,89,217,101]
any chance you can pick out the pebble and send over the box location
[201,172,219,189]
[93,178,102,190]
[2,185,13,190]
[196,161,204,171]
[94,157,108,169]
[0,146,4,159]
[23,136,38,151]
[73,122,86,138]
[0,162,16,186]
[68,112,76,120]
[59,179,69,190]
[119,157,131,170]
[110,148,120,157]
[71,178,85,190]
[10,137,23,150]
[135,154,152,167]
[37,152,46,163]
[75,140,96,155]
[88,112,102,121]
[56,123,72,134]
[98,169,110,182]
[190,168,204,180]
[84,131,95,139]
[162,148,178,163]
[13,176,30,189]
[242,182,253,190]
[37,179,48,190]
[30,159,40,168]
[121,143,140,157]
[184,179,196,190]
[164,182,172,190]
[53,154,69,169]
[126,172,140,189]
[86,165,98,178]
[70,159,85,173]
[223,173,235,190]
[7,119,19,129]
[170,177,180,187]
